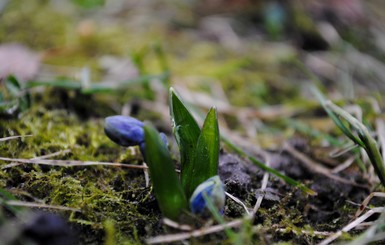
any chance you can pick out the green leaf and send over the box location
[143,122,187,220]
[4,76,21,96]
[3,76,31,112]
[27,79,82,90]
[0,188,23,215]
[169,88,201,194]
[72,0,105,8]
[311,86,365,147]
[186,107,220,197]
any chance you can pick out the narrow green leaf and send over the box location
[186,107,220,197]
[0,188,23,214]
[312,86,385,187]
[72,0,105,9]
[27,80,82,90]
[325,107,365,147]
[143,123,187,220]
[5,76,21,96]
[311,86,365,146]
[357,129,385,186]
[169,88,201,194]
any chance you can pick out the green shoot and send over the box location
[170,88,221,198]
[169,88,201,196]
[312,87,385,187]
[187,107,220,197]
[143,122,188,220]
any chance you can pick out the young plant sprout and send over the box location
[104,87,225,221]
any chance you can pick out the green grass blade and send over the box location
[312,86,385,187]
[357,129,385,186]
[186,107,220,197]
[311,86,365,147]
[169,88,201,194]
[0,187,23,214]
[143,123,187,220]
[27,79,82,89]
[4,76,22,96]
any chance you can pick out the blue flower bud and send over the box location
[104,115,169,157]
[104,115,144,147]
[189,175,225,216]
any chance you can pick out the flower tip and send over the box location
[189,175,225,216]
[104,115,144,147]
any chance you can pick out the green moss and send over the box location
[0,105,161,242]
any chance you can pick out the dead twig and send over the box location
[3,149,72,169]
[225,192,250,215]
[354,192,385,218]
[5,200,81,212]
[162,218,193,231]
[251,150,271,217]
[318,207,384,245]
[146,219,243,244]
[283,142,368,188]
[331,156,356,174]
[0,157,147,169]
[0,135,33,142]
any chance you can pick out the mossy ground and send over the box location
[1,0,385,244]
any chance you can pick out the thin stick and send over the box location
[275,227,332,237]
[0,135,33,141]
[146,219,243,244]
[354,192,385,218]
[225,192,250,215]
[251,151,271,217]
[162,218,193,231]
[5,200,81,212]
[32,149,72,160]
[329,143,358,158]
[318,207,384,245]
[284,143,368,188]
[3,149,72,169]
[331,156,355,174]
[0,157,147,169]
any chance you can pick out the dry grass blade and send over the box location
[31,149,72,160]
[283,142,368,188]
[5,200,81,212]
[318,207,384,245]
[162,218,192,231]
[4,149,72,168]
[0,157,147,169]
[146,219,243,244]
[274,227,332,237]
[225,192,250,215]
[331,156,355,174]
[354,192,385,218]
[0,135,33,141]
[251,151,271,216]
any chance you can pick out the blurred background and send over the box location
[1,0,385,145]
[1,0,385,243]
